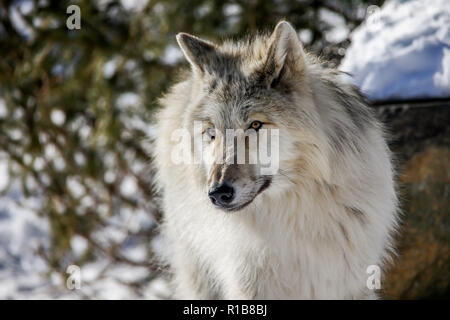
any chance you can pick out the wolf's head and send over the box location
[174,21,364,212]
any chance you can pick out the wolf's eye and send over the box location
[249,121,263,131]
[205,127,215,140]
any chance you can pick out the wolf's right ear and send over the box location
[176,33,218,74]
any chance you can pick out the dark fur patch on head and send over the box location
[208,79,218,93]
[250,60,293,94]
[324,78,376,131]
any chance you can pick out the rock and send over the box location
[381,122,450,299]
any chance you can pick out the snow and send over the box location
[9,0,36,42]
[319,8,349,44]
[116,92,142,110]
[0,98,7,119]
[120,175,138,198]
[0,181,51,299]
[0,159,9,191]
[71,235,88,258]
[161,44,184,65]
[103,58,119,79]
[0,155,170,299]
[223,4,242,17]
[50,110,66,126]
[340,0,450,101]
[120,0,149,12]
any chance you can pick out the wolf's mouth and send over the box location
[215,178,272,212]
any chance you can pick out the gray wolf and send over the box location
[154,21,399,299]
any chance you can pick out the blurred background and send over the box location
[0,0,448,299]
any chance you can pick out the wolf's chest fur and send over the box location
[163,180,378,299]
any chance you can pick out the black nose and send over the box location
[208,182,235,206]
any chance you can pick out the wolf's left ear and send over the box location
[263,21,306,87]
[176,32,218,75]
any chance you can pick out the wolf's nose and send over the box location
[208,182,235,206]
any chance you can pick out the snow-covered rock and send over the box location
[340,0,450,101]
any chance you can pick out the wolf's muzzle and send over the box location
[208,182,235,207]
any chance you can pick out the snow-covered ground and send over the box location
[340,0,450,101]
[0,138,171,299]
[0,176,51,299]
[0,159,171,299]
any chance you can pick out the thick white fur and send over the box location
[154,22,399,299]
